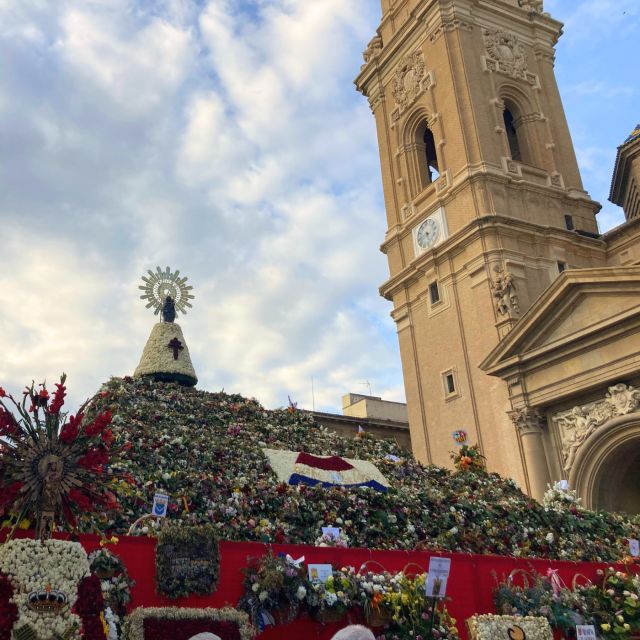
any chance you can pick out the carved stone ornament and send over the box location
[510,407,544,434]
[553,383,640,474]
[483,29,528,78]
[391,51,426,112]
[362,35,383,65]
[518,0,544,13]
[490,265,520,317]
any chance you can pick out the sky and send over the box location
[0,0,638,413]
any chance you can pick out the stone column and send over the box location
[510,407,551,501]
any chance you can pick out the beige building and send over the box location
[355,0,640,511]
[311,393,412,451]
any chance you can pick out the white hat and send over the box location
[331,625,376,640]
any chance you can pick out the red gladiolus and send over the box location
[0,387,6,398]
[59,413,83,444]
[84,411,112,438]
[78,446,109,471]
[49,382,66,414]
[0,409,17,437]
[101,428,114,446]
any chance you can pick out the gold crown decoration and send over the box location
[27,588,68,613]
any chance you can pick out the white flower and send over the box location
[258,590,268,602]
[296,586,307,600]
[545,532,554,544]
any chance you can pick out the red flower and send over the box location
[49,382,66,414]
[0,572,18,637]
[78,446,109,472]
[69,488,94,512]
[0,409,17,437]
[97,490,119,512]
[101,428,114,446]
[0,482,23,512]
[84,411,112,438]
[59,412,83,444]
[0,387,6,398]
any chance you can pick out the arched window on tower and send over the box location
[423,127,440,182]
[503,106,522,162]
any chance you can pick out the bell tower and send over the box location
[356,0,604,496]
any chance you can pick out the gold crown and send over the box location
[27,589,68,613]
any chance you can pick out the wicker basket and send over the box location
[365,606,392,628]
[313,607,345,624]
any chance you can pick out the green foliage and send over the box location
[155,524,219,599]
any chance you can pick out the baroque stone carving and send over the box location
[391,51,426,111]
[510,407,544,434]
[490,265,520,316]
[518,0,544,13]
[554,384,640,474]
[362,35,383,65]
[483,29,528,77]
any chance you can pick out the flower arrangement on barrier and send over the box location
[0,375,121,538]
[84,376,640,561]
[493,569,588,636]
[123,606,255,640]
[88,547,134,638]
[467,614,552,640]
[354,564,397,627]
[306,566,358,624]
[578,566,640,638]
[379,571,460,640]
[0,538,89,640]
[493,565,640,639]
[155,524,219,599]
[238,553,309,628]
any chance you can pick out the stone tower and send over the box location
[355,0,612,497]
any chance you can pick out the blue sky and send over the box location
[0,0,637,413]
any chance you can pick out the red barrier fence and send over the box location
[3,531,613,639]
[84,534,610,639]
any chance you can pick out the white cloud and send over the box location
[0,0,635,418]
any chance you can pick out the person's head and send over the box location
[331,625,376,640]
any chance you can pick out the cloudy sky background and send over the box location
[0,0,638,412]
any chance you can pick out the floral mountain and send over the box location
[87,376,638,561]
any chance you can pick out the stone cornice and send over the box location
[379,215,605,301]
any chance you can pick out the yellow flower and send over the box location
[18,518,30,530]
[601,624,611,631]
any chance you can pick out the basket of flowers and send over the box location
[306,566,358,625]
[355,561,395,628]
[238,553,308,629]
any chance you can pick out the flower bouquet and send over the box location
[493,569,587,636]
[450,444,485,473]
[381,570,460,640]
[238,553,309,629]
[577,566,640,638]
[88,548,134,616]
[354,562,396,628]
[306,566,358,624]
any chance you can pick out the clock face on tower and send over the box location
[416,218,440,249]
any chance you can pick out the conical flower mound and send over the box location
[91,377,639,561]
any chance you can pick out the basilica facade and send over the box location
[355,0,640,511]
